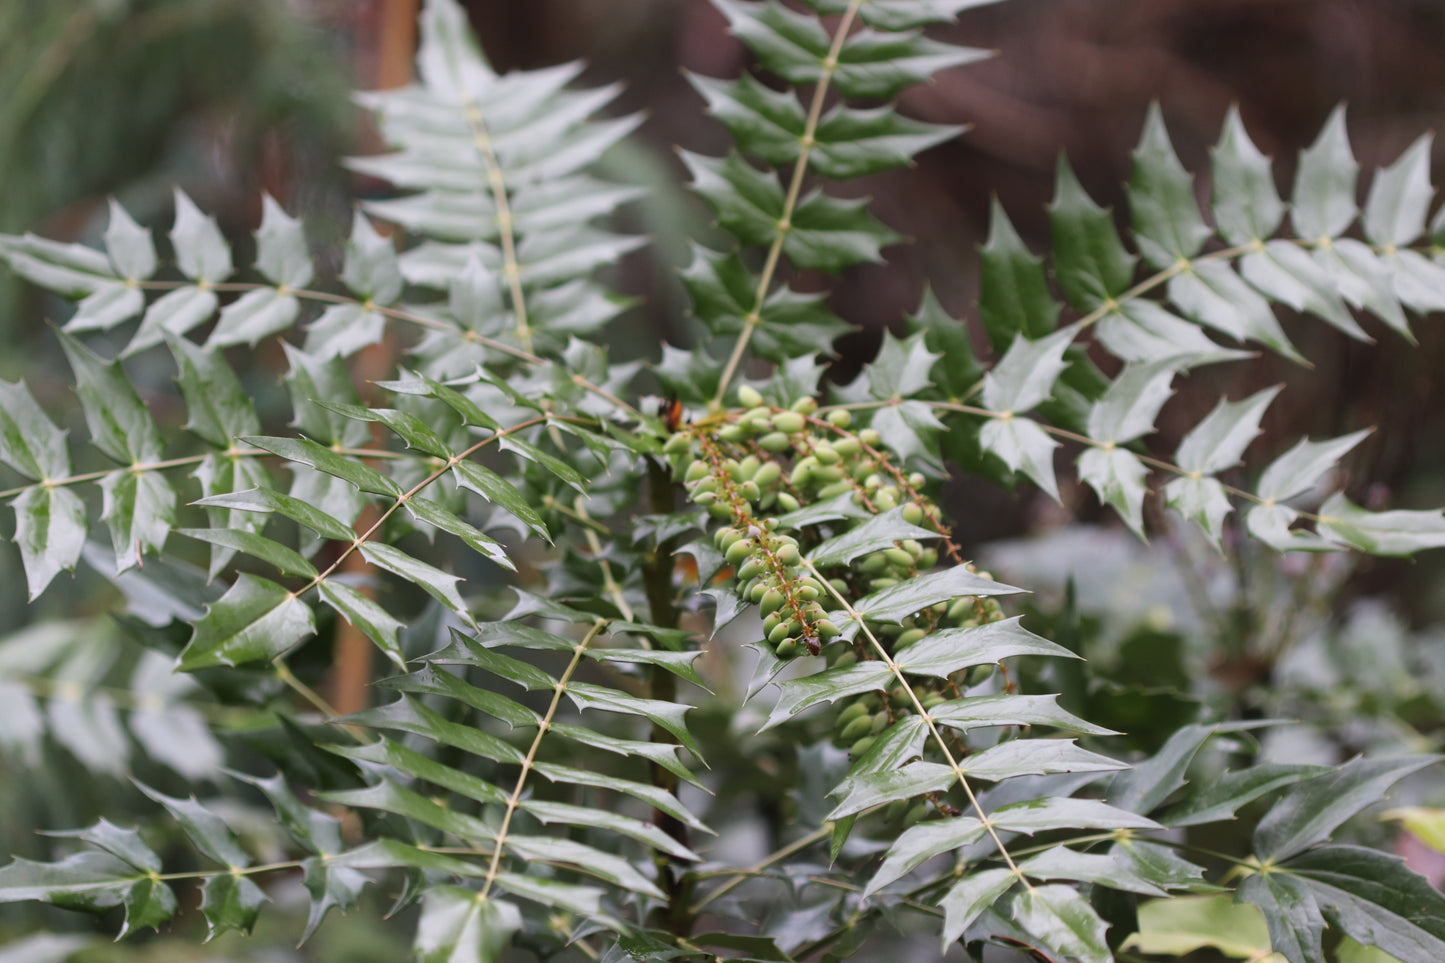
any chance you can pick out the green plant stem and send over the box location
[711,0,864,408]
[804,559,1031,892]
[575,496,634,621]
[689,825,830,912]
[0,445,407,500]
[478,617,607,901]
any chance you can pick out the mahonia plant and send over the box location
[2,1,1445,961]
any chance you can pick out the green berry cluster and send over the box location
[665,388,1010,765]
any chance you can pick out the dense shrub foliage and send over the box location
[3,1,1445,961]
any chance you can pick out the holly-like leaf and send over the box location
[1255,429,1372,504]
[13,486,87,599]
[207,288,301,349]
[1129,103,1211,268]
[809,506,938,567]
[452,460,551,542]
[176,573,317,670]
[1013,884,1111,963]
[763,663,893,730]
[198,873,268,941]
[170,189,233,283]
[854,565,1025,624]
[1363,134,1434,247]
[980,416,1061,502]
[1240,240,1364,341]
[415,887,521,963]
[1292,105,1358,240]
[103,200,156,282]
[931,694,1118,737]
[940,868,1017,948]
[1050,157,1137,309]
[243,434,402,497]
[1316,491,1445,556]
[168,335,261,449]
[193,486,356,542]
[1078,446,1150,537]
[865,816,986,898]
[1211,107,1284,244]
[57,329,163,465]
[895,617,1079,678]
[1086,359,1181,445]
[982,325,1078,416]
[1176,385,1282,475]
[978,199,1060,349]
[1164,475,1234,547]
[255,194,313,289]
[99,469,175,572]
[1169,259,1304,363]
[962,739,1127,782]
[341,212,403,304]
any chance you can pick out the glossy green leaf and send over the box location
[323,778,499,842]
[431,628,559,691]
[1271,846,1445,963]
[990,797,1161,834]
[178,527,317,580]
[895,616,1079,678]
[57,328,163,464]
[1317,492,1445,556]
[170,189,233,283]
[405,497,514,570]
[1211,107,1284,244]
[491,872,607,920]
[340,212,403,304]
[452,460,551,542]
[1364,134,1434,247]
[207,288,301,349]
[1176,385,1282,475]
[193,486,356,542]
[1168,258,1303,363]
[199,873,268,940]
[1164,475,1234,546]
[1292,105,1358,240]
[585,646,708,688]
[981,325,1078,416]
[1018,846,1166,896]
[826,762,955,821]
[0,851,140,914]
[0,380,70,481]
[848,715,929,779]
[939,868,1016,948]
[1014,884,1111,963]
[415,887,519,963]
[136,783,250,867]
[103,200,156,281]
[979,416,1061,502]
[809,506,938,567]
[1254,756,1440,861]
[977,199,1060,348]
[1248,502,1337,554]
[124,285,219,355]
[14,485,87,599]
[505,834,666,898]
[1255,429,1372,503]
[855,565,1025,623]
[1050,157,1137,309]
[255,194,313,288]
[361,541,471,620]
[566,682,699,756]
[962,739,1127,782]
[1240,240,1364,340]
[244,434,402,497]
[381,664,538,729]
[168,334,261,449]
[520,799,698,861]
[99,469,175,572]
[931,694,1118,736]
[341,697,524,765]
[1077,446,1149,537]
[230,771,343,856]
[533,761,709,829]
[327,738,508,807]
[44,819,161,874]
[316,580,407,669]
[1112,839,1213,893]
[764,663,893,730]
[299,856,368,944]
[1087,359,1180,444]
[1239,870,1323,963]
[176,573,317,670]
[1129,103,1211,268]
[1316,239,1410,338]
[283,344,374,447]
[0,233,117,298]
[864,816,985,897]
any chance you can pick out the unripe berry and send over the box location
[827,409,852,428]
[738,385,764,408]
[772,411,806,435]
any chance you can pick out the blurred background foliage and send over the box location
[6,0,1445,958]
